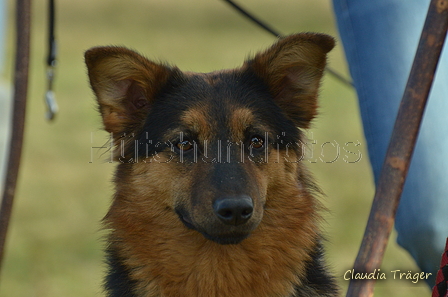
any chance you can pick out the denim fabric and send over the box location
[333,0,448,286]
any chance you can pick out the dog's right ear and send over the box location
[85,47,175,135]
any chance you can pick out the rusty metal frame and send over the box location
[346,0,448,296]
[0,0,32,272]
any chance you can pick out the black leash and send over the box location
[45,0,58,120]
[224,0,281,38]
[222,0,353,88]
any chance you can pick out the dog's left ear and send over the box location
[246,33,335,129]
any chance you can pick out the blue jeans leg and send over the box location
[332,0,448,287]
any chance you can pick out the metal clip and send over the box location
[45,66,58,120]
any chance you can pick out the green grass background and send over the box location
[0,0,431,296]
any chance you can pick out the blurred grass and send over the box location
[0,0,430,296]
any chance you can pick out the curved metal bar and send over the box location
[0,0,32,273]
[346,0,448,296]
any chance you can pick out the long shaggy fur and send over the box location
[86,33,339,297]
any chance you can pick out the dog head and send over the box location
[86,33,334,245]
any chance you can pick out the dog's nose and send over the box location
[213,196,254,226]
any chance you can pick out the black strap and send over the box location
[47,0,56,67]
[222,0,353,88]
[45,0,58,121]
[223,0,281,38]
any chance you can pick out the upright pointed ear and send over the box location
[246,33,335,128]
[85,47,177,135]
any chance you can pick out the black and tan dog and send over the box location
[85,33,338,297]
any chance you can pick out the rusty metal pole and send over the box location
[346,0,448,296]
[0,0,32,272]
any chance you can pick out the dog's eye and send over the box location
[176,139,193,151]
[249,135,264,149]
